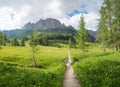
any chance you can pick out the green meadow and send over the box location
[0,45,68,87]
[0,43,120,87]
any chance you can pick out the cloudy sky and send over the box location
[0,0,103,30]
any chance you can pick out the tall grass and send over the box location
[72,46,120,87]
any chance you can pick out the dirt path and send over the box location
[63,51,81,87]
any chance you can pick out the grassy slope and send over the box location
[0,46,68,87]
[71,46,120,87]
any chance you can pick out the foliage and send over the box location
[0,62,65,87]
[19,38,25,46]
[0,31,8,46]
[3,26,76,39]
[10,37,19,46]
[75,14,88,58]
[98,0,120,53]
[29,29,39,66]
[73,53,120,87]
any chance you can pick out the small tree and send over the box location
[29,29,39,66]
[75,14,88,58]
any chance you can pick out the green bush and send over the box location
[0,63,65,87]
[73,59,120,87]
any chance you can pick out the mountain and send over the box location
[23,18,66,30]
[87,30,98,38]
[3,18,98,42]
[3,18,76,39]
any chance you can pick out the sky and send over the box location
[0,0,103,31]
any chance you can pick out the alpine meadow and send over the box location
[0,0,120,87]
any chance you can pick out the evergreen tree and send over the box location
[75,14,88,58]
[0,31,2,48]
[0,31,8,47]
[98,0,120,53]
[2,33,7,46]
[20,38,25,46]
[98,5,109,54]
[11,37,19,46]
[112,0,120,51]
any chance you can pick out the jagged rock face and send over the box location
[88,30,98,38]
[22,18,65,30]
[22,22,34,30]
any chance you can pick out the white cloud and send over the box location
[0,0,103,30]
[60,12,99,31]
[84,12,99,31]
[41,0,64,19]
[60,14,80,29]
[0,4,32,30]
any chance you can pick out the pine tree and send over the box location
[11,37,19,46]
[0,31,2,48]
[98,0,119,53]
[0,31,8,47]
[20,38,25,46]
[75,14,88,58]
[98,5,109,54]
[2,33,7,46]
[112,0,120,51]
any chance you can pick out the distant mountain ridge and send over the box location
[3,18,76,39]
[3,18,98,41]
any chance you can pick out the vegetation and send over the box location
[72,47,120,87]
[11,37,20,46]
[19,38,25,46]
[3,27,75,39]
[0,46,67,87]
[98,0,120,53]
[0,31,8,47]
[75,14,88,58]
[29,29,39,66]
[0,1,120,86]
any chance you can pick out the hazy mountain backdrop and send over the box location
[3,18,97,40]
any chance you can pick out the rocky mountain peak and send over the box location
[22,18,66,30]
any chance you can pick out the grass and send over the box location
[71,46,120,87]
[0,46,68,66]
[0,43,120,87]
[48,40,68,48]
[0,45,68,87]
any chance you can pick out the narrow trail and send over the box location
[63,51,81,87]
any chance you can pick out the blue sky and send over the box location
[67,9,88,17]
[0,0,103,30]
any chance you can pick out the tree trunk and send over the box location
[118,45,120,51]
[32,46,37,66]
[103,46,107,54]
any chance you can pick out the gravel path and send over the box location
[63,52,81,87]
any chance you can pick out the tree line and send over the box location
[98,0,120,53]
[0,30,75,47]
[0,31,8,47]
[0,31,25,47]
